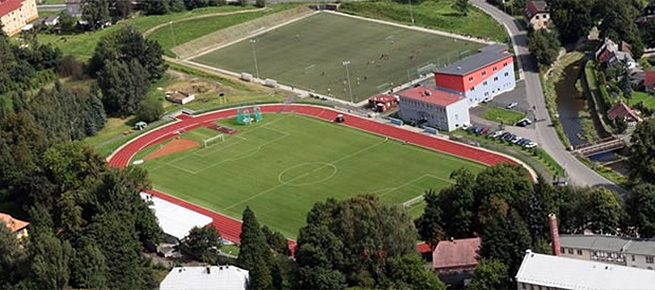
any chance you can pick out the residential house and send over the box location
[644,70,655,93]
[606,101,642,126]
[160,265,249,290]
[398,86,470,131]
[431,237,481,288]
[636,0,655,24]
[595,38,638,71]
[516,250,655,290]
[525,0,551,30]
[43,15,59,26]
[433,44,515,106]
[0,213,29,239]
[0,0,38,36]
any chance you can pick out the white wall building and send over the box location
[140,192,213,244]
[516,250,655,290]
[398,86,470,132]
[160,265,249,290]
[559,235,655,270]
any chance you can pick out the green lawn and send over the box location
[481,104,526,125]
[194,12,483,102]
[35,5,256,60]
[148,4,298,56]
[135,113,484,238]
[339,0,507,42]
[628,92,655,110]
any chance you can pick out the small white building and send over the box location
[398,86,470,132]
[516,250,655,290]
[160,265,249,290]
[140,192,212,244]
[166,91,196,105]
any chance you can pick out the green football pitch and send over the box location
[136,114,485,238]
[192,12,484,103]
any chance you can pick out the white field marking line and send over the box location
[401,174,455,207]
[165,160,201,175]
[186,127,292,174]
[224,140,387,211]
[375,174,433,198]
[402,141,488,170]
[277,162,339,186]
[193,135,248,158]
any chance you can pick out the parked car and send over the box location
[524,142,538,149]
[518,139,531,146]
[516,120,528,127]
[503,133,516,142]
[500,132,512,140]
[506,102,518,109]
[479,127,490,135]
[511,136,524,144]
[490,130,505,138]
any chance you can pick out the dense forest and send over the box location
[0,22,169,288]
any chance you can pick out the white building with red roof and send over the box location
[398,86,470,131]
[0,0,38,36]
[525,0,551,30]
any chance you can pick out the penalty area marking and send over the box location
[277,162,338,186]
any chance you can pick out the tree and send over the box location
[473,163,532,223]
[182,225,221,262]
[478,208,530,282]
[81,0,110,30]
[0,220,26,287]
[440,168,476,238]
[58,10,76,32]
[169,0,186,12]
[384,254,446,290]
[555,185,589,234]
[29,232,74,289]
[454,0,469,16]
[262,225,290,255]
[526,175,555,243]
[626,183,655,238]
[140,0,169,15]
[468,258,509,290]
[295,195,417,288]
[616,119,628,134]
[528,29,561,66]
[641,18,655,49]
[237,207,273,288]
[238,0,247,7]
[97,59,150,117]
[136,98,163,123]
[628,118,655,184]
[587,187,622,234]
[549,0,596,44]
[414,189,444,249]
[70,242,109,289]
[255,0,265,8]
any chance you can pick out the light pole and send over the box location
[250,39,260,79]
[342,60,354,104]
[408,0,415,25]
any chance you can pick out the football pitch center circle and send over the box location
[277,162,338,186]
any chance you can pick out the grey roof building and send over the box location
[559,234,655,270]
[435,44,510,76]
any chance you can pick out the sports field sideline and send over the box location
[134,113,485,238]
[192,12,484,103]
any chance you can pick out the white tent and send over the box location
[140,192,213,242]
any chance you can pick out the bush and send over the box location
[136,98,164,123]
[648,57,655,67]
[59,55,86,80]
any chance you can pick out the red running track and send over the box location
[108,104,517,248]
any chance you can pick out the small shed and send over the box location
[607,101,641,126]
[368,94,398,112]
[166,90,195,105]
[134,121,147,130]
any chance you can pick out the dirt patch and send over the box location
[166,78,220,95]
[145,138,199,160]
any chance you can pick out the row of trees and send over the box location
[235,197,445,290]
[82,0,260,22]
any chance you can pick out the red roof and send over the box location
[400,86,465,107]
[369,94,397,103]
[644,71,655,88]
[416,242,431,253]
[432,237,481,270]
[526,0,547,19]
[607,102,640,122]
[0,0,23,18]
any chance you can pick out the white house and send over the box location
[160,265,249,290]
[398,86,470,132]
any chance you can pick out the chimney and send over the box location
[549,213,561,256]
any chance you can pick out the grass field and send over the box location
[193,13,484,102]
[135,113,485,237]
[481,104,527,125]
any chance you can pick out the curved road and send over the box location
[471,0,622,191]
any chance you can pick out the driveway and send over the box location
[471,0,623,192]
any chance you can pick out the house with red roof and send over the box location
[0,0,38,36]
[432,237,481,288]
[0,213,29,239]
[525,0,551,30]
[433,44,515,106]
[607,101,642,126]
[398,86,470,131]
[644,71,655,94]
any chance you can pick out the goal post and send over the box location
[203,134,225,148]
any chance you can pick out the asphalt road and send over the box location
[471,0,623,191]
[37,4,65,11]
